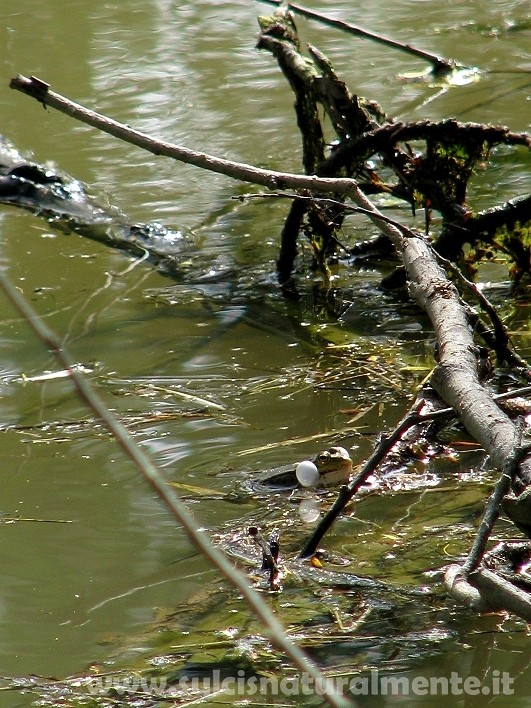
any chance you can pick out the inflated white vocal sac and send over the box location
[295,459,319,487]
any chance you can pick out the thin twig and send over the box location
[495,385,531,402]
[434,251,510,346]
[0,269,353,708]
[430,251,531,380]
[462,418,529,575]
[0,516,73,524]
[257,0,461,74]
[8,76,350,193]
[236,190,420,236]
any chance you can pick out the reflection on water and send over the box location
[0,0,530,704]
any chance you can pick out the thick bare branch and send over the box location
[406,238,531,487]
[445,565,531,622]
[9,74,407,246]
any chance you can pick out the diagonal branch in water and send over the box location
[462,419,529,575]
[433,251,531,378]
[0,269,353,708]
[257,0,462,75]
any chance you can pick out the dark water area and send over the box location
[0,1,530,706]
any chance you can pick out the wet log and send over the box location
[445,565,531,622]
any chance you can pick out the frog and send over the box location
[253,446,353,491]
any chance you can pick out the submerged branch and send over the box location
[445,565,531,621]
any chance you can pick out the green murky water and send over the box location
[0,1,530,706]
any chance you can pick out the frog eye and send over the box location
[316,451,331,464]
[330,446,349,458]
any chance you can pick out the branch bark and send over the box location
[9,75,354,195]
[406,238,531,488]
[9,74,407,250]
[445,565,531,622]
